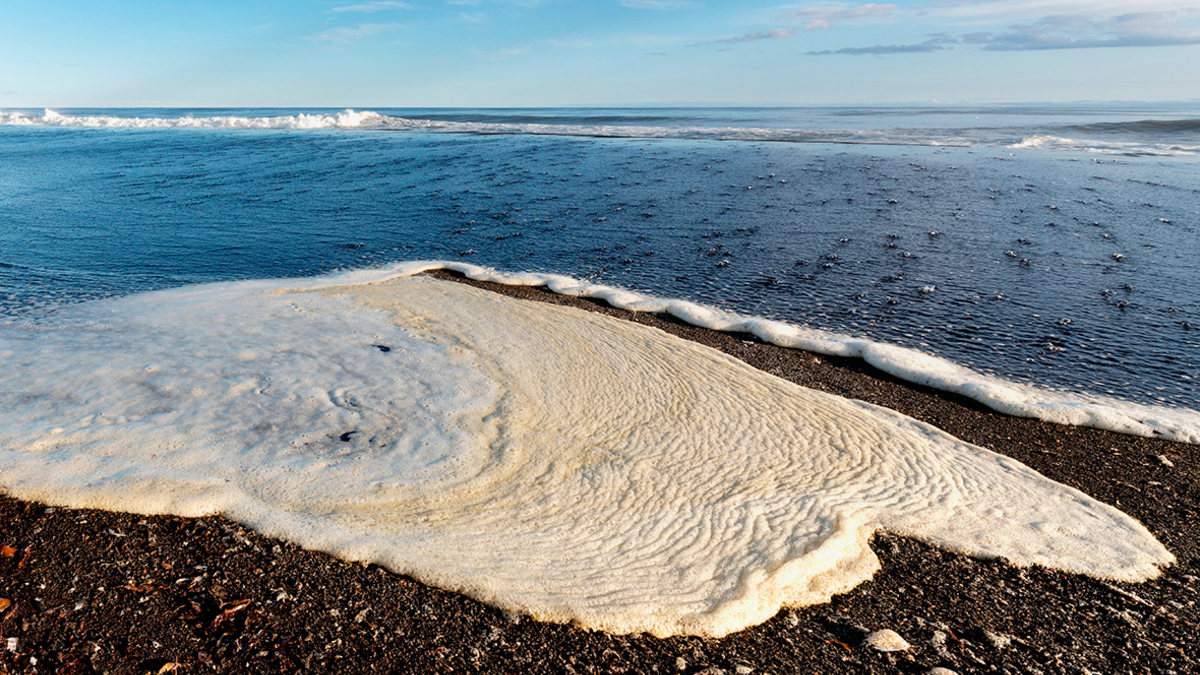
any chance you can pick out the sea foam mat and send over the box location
[0,274,1172,637]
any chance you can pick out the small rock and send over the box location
[866,629,910,652]
[928,668,958,675]
[1157,454,1175,468]
[735,666,753,675]
[676,657,688,671]
[983,630,1012,650]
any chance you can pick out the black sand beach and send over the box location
[1,270,1196,674]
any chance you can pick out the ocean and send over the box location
[2,105,1197,413]
[0,104,1196,635]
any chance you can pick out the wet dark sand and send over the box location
[1,270,1196,674]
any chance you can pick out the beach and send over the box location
[5,0,1200,662]
[2,269,1195,675]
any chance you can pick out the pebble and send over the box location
[927,668,958,675]
[984,630,1012,650]
[1157,454,1175,468]
[866,629,910,652]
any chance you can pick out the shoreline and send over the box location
[1,270,1196,674]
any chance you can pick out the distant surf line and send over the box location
[6,108,1198,155]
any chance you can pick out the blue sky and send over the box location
[2,0,1198,107]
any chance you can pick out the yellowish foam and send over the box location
[0,275,1173,637]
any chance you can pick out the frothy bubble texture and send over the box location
[0,273,1173,637]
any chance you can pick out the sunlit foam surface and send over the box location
[0,272,1174,637]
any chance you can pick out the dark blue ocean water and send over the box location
[1,106,1198,409]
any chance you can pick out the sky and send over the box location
[1,0,1199,107]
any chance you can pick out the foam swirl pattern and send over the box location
[0,274,1174,637]
[388,262,1200,445]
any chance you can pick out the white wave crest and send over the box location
[6,109,1196,154]
[1009,134,1200,156]
[0,108,388,129]
[0,108,934,145]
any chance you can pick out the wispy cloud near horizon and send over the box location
[784,1,1200,56]
[306,23,405,43]
[964,11,1200,50]
[618,0,693,9]
[931,0,1200,24]
[782,3,897,30]
[808,34,956,55]
[6,0,1199,107]
[695,28,799,45]
[331,1,413,12]
[487,46,529,60]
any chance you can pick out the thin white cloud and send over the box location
[488,47,529,60]
[331,1,413,12]
[513,0,552,5]
[548,37,596,48]
[809,33,957,54]
[930,0,1200,23]
[458,11,488,22]
[964,11,1200,50]
[618,0,693,9]
[628,33,690,45]
[452,0,551,6]
[777,1,1199,28]
[306,23,405,43]
[696,28,799,45]
[781,1,1200,54]
[782,3,898,30]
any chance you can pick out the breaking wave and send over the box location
[4,107,1199,155]
[8,107,1196,154]
[1008,133,1200,156]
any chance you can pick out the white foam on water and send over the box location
[0,108,388,130]
[0,272,1175,638]
[1008,134,1200,156]
[0,108,873,144]
[6,108,1196,154]
[0,108,976,149]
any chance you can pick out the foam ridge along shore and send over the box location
[361,260,1199,444]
